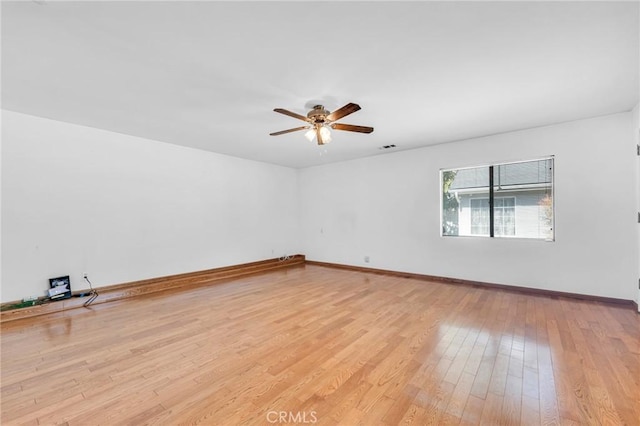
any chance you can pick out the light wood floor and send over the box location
[1,265,638,425]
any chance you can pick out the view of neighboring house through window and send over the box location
[469,198,490,235]
[441,157,553,240]
[470,197,515,236]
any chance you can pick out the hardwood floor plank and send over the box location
[1,264,638,425]
[502,373,523,425]
[537,344,561,425]
[521,394,541,425]
[479,390,504,425]
[443,370,476,420]
[460,393,484,424]
[398,403,429,426]
[414,380,456,425]
[488,352,510,396]
[522,366,540,400]
[381,383,421,424]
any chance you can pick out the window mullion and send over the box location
[489,165,494,238]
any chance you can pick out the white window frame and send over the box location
[440,156,554,241]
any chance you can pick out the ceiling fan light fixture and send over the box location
[319,125,331,143]
[304,128,316,142]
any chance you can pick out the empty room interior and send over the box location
[1,1,639,425]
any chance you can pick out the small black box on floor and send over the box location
[48,275,72,300]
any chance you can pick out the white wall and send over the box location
[1,111,300,302]
[3,110,637,304]
[299,112,638,301]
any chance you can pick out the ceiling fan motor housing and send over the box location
[307,105,329,123]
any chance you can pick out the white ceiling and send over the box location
[2,1,638,168]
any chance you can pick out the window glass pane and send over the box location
[494,197,515,236]
[470,198,490,235]
[494,159,553,240]
[442,166,489,236]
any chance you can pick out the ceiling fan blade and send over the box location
[273,108,309,122]
[326,103,361,122]
[331,123,374,133]
[269,126,309,136]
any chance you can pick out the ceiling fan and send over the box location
[270,103,374,145]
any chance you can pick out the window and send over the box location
[441,158,553,240]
